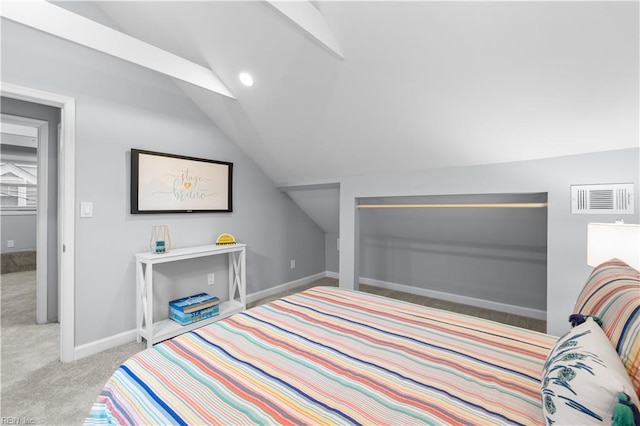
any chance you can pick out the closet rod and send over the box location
[357,202,548,209]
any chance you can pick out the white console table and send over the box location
[135,244,246,348]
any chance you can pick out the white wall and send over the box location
[1,20,326,346]
[339,148,640,336]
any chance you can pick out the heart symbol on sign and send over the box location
[184,182,192,189]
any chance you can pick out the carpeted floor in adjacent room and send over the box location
[0,270,144,425]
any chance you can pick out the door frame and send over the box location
[1,82,76,362]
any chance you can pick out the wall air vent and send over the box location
[571,183,634,214]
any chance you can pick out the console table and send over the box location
[135,244,246,348]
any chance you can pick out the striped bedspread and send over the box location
[86,287,555,425]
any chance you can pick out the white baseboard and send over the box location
[323,272,545,320]
[358,277,547,321]
[74,329,138,361]
[246,272,327,304]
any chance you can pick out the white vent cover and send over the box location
[571,183,634,214]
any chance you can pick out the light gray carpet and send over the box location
[0,270,144,425]
[1,271,545,425]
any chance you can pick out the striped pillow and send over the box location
[573,258,640,397]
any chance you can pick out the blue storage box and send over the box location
[169,293,220,326]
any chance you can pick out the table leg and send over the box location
[228,254,236,301]
[138,262,154,348]
[235,249,245,307]
[145,263,153,348]
[136,261,143,343]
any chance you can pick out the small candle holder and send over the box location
[150,225,171,254]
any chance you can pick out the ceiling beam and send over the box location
[0,0,235,98]
[266,0,344,60]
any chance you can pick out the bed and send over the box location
[86,259,640,425]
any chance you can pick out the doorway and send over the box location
[0,115,51,324]
[1,83,76,362]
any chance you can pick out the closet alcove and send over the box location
[357,192,548,318]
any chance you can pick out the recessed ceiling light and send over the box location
[239,72,254,87]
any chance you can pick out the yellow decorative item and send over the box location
[215,233,236,245]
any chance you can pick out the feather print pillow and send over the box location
[541,318,639,425]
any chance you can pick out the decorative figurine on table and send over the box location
[215,233,236,245]
[150,225,171,253]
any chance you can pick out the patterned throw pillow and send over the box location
[541,318,639,425]
[573,259,640,397]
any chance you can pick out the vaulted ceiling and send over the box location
[17,1,640,186]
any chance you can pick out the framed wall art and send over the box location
[130,149,233,214]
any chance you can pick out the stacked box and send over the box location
[169,293,220,326]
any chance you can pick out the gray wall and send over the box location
[0,214,37,252]
[1,97,60,321]
[0,142,38,252]
[358,193,547,311]
[339,148,640,336]
[324,194,547,313]
[284,186,340,234]
[325,233,340,274]
[1,19,325,346]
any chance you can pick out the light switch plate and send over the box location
[80,201,93,218]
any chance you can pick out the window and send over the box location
[1,120,38,213]
[0,162,37,211]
